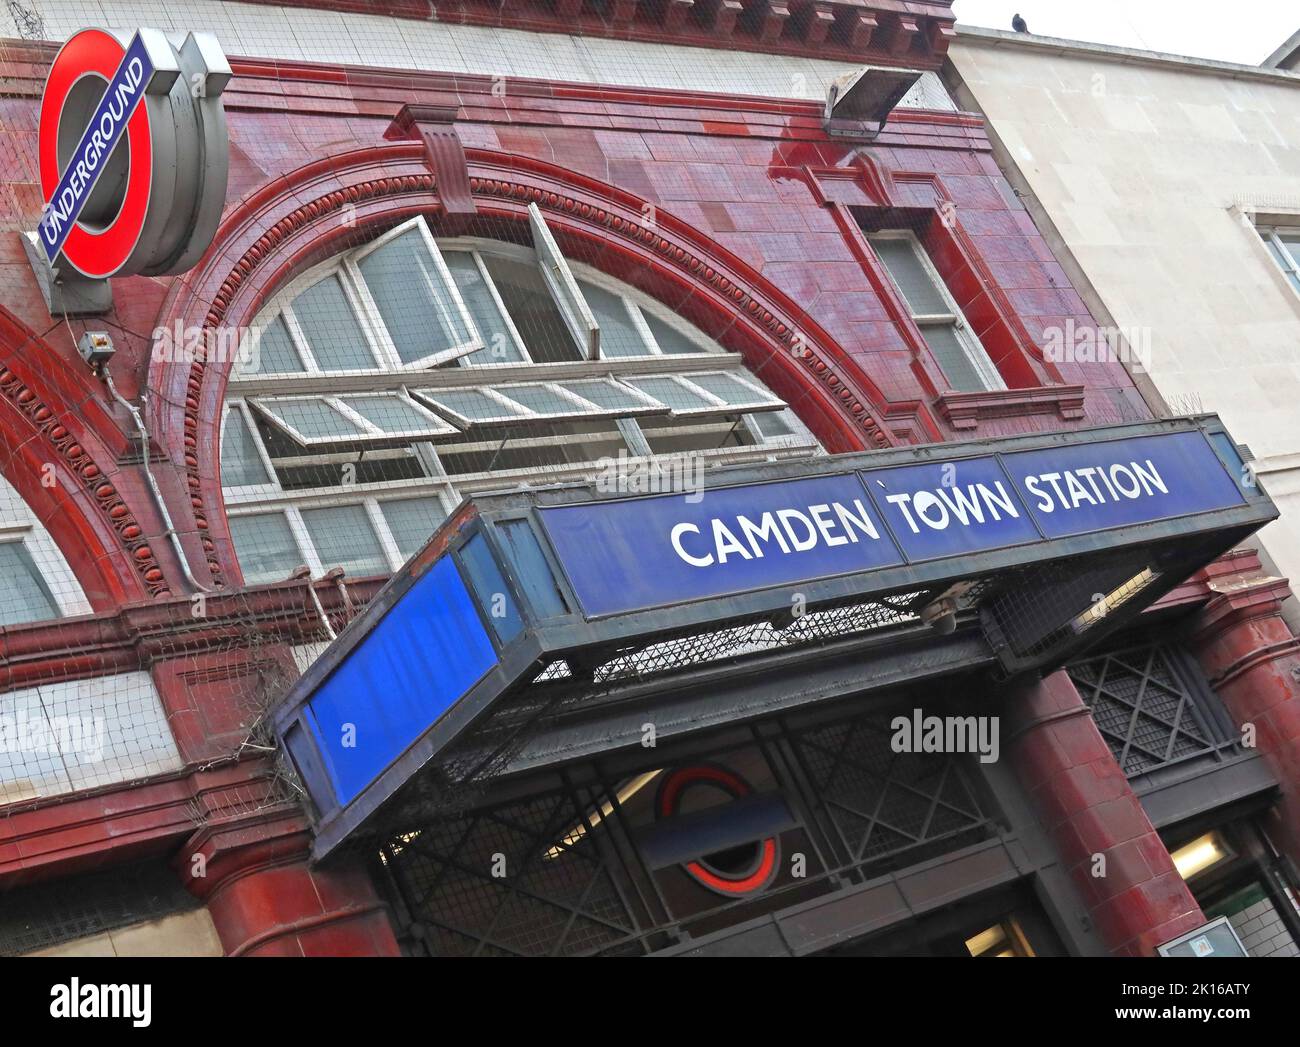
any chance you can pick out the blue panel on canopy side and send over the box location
[305,555,498,805]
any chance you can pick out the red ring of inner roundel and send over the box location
[38,28,153,280]
[657,764,780,897]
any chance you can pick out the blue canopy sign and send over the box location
[540,429,1247,618]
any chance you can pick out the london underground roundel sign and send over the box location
[36,27,230,282]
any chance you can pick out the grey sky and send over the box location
[953,1,1296,66]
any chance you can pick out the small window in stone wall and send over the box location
[1066,642,1230,777]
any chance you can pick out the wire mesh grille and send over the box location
[789,713,990,872]
[374,703,996,955]
[0,859,201,956]
[1067,644,1218,776]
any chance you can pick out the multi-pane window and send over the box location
[868,232,1005,394]
[1259,227,1300,293]
[0,473,91,628]
[223,214,817,585]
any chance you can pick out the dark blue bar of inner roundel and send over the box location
[860,456,1041,562]
[305,554,498,806]
[539,473,904,618]
[1000,431,1246,540]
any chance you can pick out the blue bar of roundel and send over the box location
[305,555,497,805]
[1000,431,1245,540]
[539,474,904,618]
[861,457,1040,562]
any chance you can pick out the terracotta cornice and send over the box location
[0,577,386,693]
[936,385,1087,431]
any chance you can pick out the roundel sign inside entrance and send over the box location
[36,27,230,281]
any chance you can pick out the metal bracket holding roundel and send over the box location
[28,27,231,317]
[824,66,923,140]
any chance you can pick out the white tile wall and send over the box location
[15,0,956,109]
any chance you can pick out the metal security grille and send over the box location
[374,706,996,955]
[378,787,645,957]
[0,860,200,956]
[790,715,990,872]
[1067,644,1218,776]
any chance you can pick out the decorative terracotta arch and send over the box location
[150,144,901,589]
[0,307,162,607]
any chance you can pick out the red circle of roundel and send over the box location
[38,28,153,280]
[657,764,779,897]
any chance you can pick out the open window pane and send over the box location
[302,505,390,577]
[229,512,304,584]
[479,254,581,363]
[247,316,305,375]
[414,387,527,426]
[358,228,481,367]
[221,408,272,488]
[379,497,448,559]
[688,372,783,410]
[558,379,665,415]
[578,281,648,358]
[444,253,527,365]
[869,237,951,316]
[251,398,367,445]
[529,203,600,360]
[496,385,586,417]
[623,376,718,413]
[292,275,377,371]
[0,542,59,626]
[336,394,458,436]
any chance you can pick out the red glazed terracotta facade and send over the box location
[0,8,1295,955]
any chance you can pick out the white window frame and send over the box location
[220,401,283,497]
[1259,225,1300,292]
[868,230,1006,393]
[623,372,786,418]
[440,246,535,367]
[0,477,91,620]
[346,215,486,370]
[249,391,458,448]
[529,202,601,360]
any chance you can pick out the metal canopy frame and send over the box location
[271,415,1277,859]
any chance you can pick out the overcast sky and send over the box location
[953,1,1296,66]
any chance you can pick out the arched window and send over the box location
[221,215,819,584]
[0,472,91,627]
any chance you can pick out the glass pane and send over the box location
[689,372,775,406]
[870,238,950,316]
[644,312,707,355]
[379,497,448,559]
[498,385,583,417]
[560,380,655,413]
[578,281,649,358]
[301,505,389,577]
[751,410,794,438]
[625,376,718,413]
[444,253,526,365]
[221,409,271,487]
[229,513,304,584]
[248,315,304,375]
[1280,234,1300,267]
[459,532,522,644]
[292,275,377,371]
[261,399,366,442]
[338,395,446,434]
[418,388,521,423]
[921,323,989,393]
[0,542,59,626]
[359,229,474,365]
[481,254,581,363]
